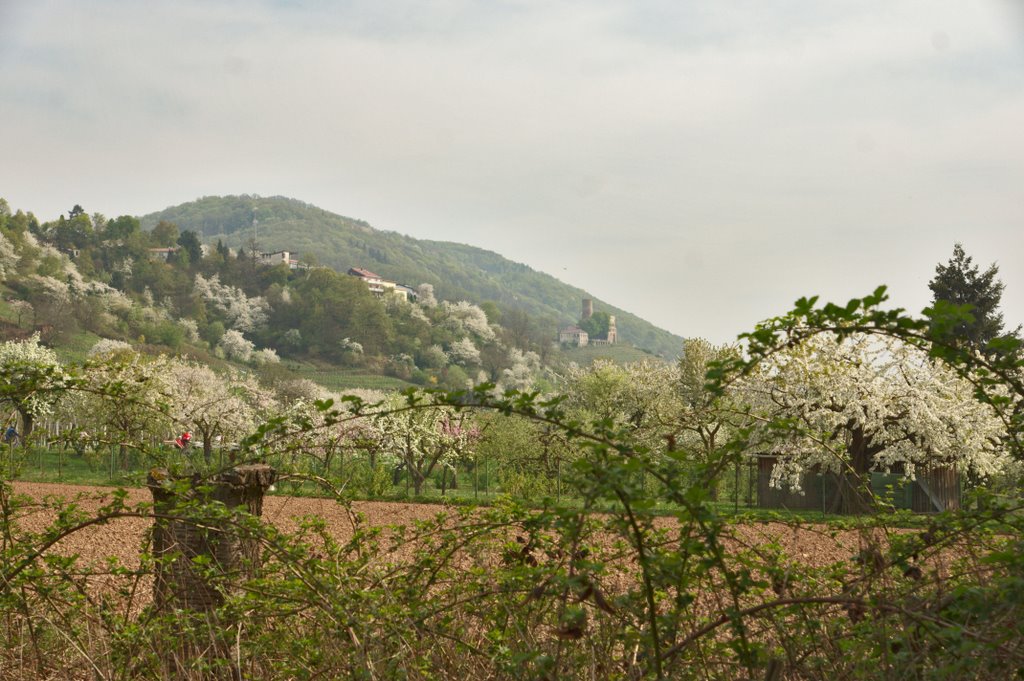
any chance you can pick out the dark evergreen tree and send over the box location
[929,243,1013,350]
[177,230,203,265]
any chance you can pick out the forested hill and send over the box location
[141,195,684,358]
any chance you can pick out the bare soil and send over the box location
[9,481,449,570]
[9,481,896,572]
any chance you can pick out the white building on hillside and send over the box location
[559,325,589,346]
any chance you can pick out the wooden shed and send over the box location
[910,465,961,512]
[756,455,962,514]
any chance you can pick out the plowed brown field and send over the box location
[10,481,450,571]
[10,480,893,572]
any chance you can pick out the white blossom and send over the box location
[37,243,64,263]
[194,273,269,332]
[447,337,480,366]
[281,328,303,350]
[416,283,437,308]
[164,360,272,461]
[740,333,1009,489]
[373,393,481,494]
[73,278,133,312]
[88,338,133,357]
[0,334,67,434]
[63,257,85,291]
[140,303,168,324]
[274,378,333,405]
[0,232,17,280]
[218,329,254,362]
[251,347,281,365]
[499,348,542,391]
[75,352,173,458]
[8,300,33,325]
[340,337,363,354]
[408,303,430,324]
[442,301,495,341]
[178,318,200,342]
[28,275,70,306]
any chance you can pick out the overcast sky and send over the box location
[2,0,1022,343]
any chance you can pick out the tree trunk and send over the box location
[412,451,444,496]
[20,410,34,439]
[705,428,718,501]
[836,428,876,515]
[408,454,426,496]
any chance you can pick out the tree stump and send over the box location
[147,466,276,679]
[148,464,276,611]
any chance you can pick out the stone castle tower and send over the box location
[571,298,615,345]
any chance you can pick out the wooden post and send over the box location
[733,461,740,513]
[556,459,561,503]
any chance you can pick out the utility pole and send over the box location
[246,206,261,265]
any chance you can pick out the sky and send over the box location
[2,0,1023,343]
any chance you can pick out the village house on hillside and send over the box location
[146,246,179,262]
[559,325,589,346]
[347,267,417,302]
[258,250,302,269]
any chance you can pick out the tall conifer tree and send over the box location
[928,243,1011,350]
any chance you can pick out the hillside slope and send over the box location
[142,195,684,357]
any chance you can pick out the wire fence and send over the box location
[3,430,767,513]
[6,422,1011,515]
